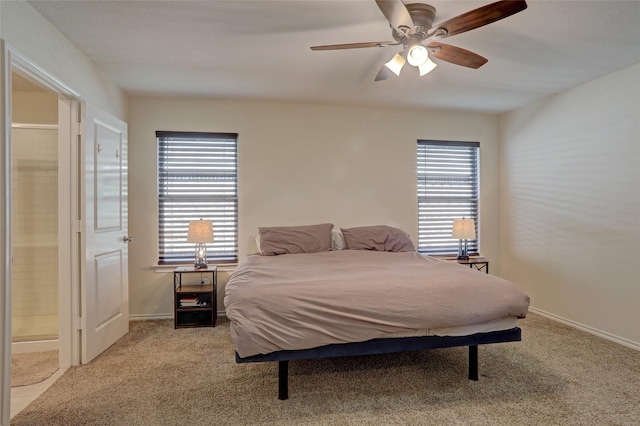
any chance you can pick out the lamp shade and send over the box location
[187,219,214,243]
[452,218,476,240]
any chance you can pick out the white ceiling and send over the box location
[28,0,640,113]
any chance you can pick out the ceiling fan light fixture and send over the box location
[406,44,428,67]
[384,53,406,76]
[311,0,529,82]
[418,57,437,76]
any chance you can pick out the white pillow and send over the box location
[332,229,346,250]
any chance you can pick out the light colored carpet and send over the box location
[11,350,58,387]
[11,313,640,425]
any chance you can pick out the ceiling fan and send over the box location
[310,0,527,81]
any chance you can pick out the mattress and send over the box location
[225,250,529,358]
[377,316,518,339]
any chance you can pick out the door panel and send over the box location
[82,103,128,363]
[94,123,122,231]
[94,250,123,327]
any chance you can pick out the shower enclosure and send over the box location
[11,124,58,353]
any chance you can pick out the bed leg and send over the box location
[469,345,478,381]
[278,361,289,400]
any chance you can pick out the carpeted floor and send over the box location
[11,350,58,387]
[11,313,640,425]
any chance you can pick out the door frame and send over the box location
[1,42,81,424]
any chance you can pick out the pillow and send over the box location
[332,229,346,250]
[341,225,415,252]
[258,223,334,255]
[257,227,344,252]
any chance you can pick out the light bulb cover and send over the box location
[418,57,437,76]
[384,53,406,76]
[407,44,428,66]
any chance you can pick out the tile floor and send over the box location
[11,368,66,418]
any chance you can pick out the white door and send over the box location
[81,103,129,363]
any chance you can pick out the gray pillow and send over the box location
[341,225,415,252]
[258,223,334,255]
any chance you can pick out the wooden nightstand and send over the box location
[173,266,217,328]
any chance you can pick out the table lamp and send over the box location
[187,219,214,269]
[452,218,476,260]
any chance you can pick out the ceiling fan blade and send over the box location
[375,0,414,34]
[427,43,488,69]
[310,41,397,51]
[432,0,527,39]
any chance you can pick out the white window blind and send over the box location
[417,140,479,256]
[157,131,238,264]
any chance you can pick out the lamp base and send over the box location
[194,262,208,270]
[457,239,469,260]
[194,242,208,270]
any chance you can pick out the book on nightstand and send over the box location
[180,297,199,307]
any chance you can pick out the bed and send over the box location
[224,224,530,400]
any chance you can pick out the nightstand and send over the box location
[452,257,489,274]
[173,266,217,328]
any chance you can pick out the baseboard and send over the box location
[12,339,59,354]
[130,314,172,321]
[529,307,640,351]
[130,312,227,321]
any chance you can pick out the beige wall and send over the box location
[128,97,501,317]
[499,63,640,347]
[12,90,57,124]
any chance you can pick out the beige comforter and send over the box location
[224,250,529,358]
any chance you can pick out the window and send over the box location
[417,140,479,256]
[157,131,238,264]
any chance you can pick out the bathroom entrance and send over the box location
[11,72,60,355]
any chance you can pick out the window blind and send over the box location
[157,131,238,263]
[417,140,479,256]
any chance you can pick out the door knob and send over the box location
[123,236,133,243]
